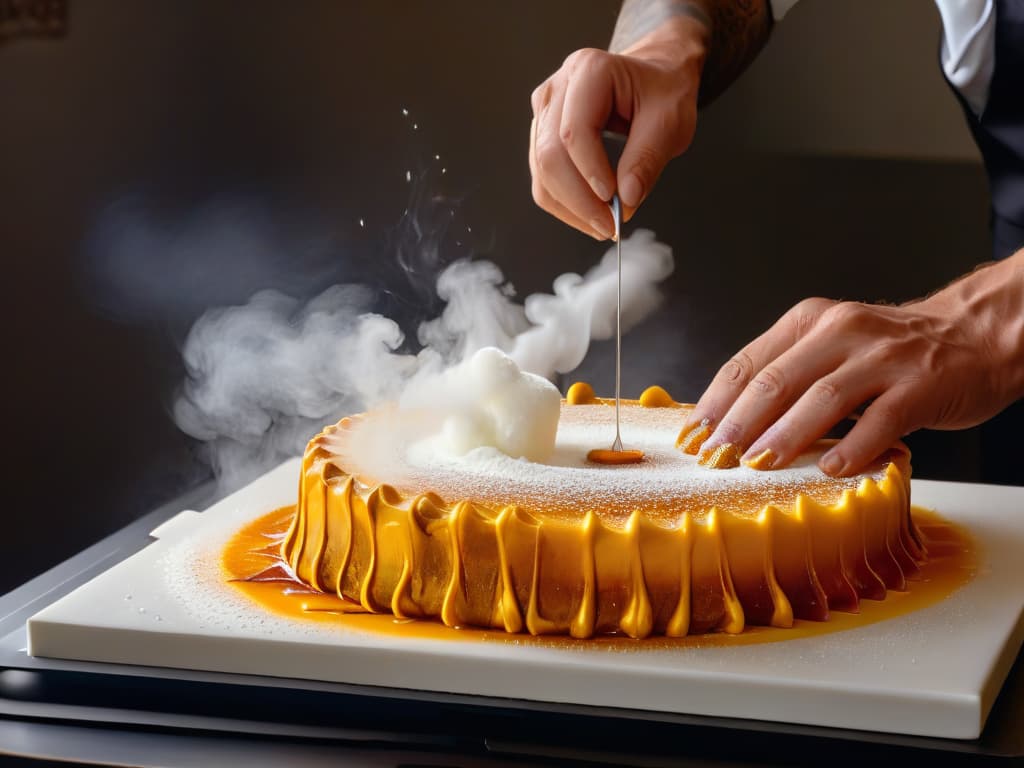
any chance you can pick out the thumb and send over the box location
[617,106,688,210]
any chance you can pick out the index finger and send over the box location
[560,52,618,203]
[529,116,608,240]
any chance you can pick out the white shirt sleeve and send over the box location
[933,0,995,116]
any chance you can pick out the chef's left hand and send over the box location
[679,250,1024,476]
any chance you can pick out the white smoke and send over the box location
[174,229,674,488]
[507,229,672,378]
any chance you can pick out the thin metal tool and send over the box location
[586,136,643,465]
[610,192,624,453]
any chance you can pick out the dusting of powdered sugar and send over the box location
[157,499,358,642]
[340,403,883,526]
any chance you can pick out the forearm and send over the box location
[610,0,772,105]
[919,248,1024,408]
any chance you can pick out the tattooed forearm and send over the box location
[609,0,772,105]
[699,0,772,103]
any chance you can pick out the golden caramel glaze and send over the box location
[638,385,675,408]
[233,507,972,649]
[677,420,712,455]
[587,448,645,465]
[744,449,776,471]
[566,381,598,404]
[698,442,742,470]
[281,384,923,638]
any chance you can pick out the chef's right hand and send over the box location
[529,16,708,240]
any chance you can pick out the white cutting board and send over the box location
[27,459,1024,740]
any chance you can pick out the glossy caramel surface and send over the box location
[227,505,977,648]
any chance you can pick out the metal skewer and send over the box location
[583,130,642,466]
[610,192,624,453]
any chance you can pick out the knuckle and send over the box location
[822,300,867,330]
[531,180,552,209]
[564,47,601,70]
[810,376,842,408]
[869,399,905,433]
[791,297,833,336]
[748,365,786,400]
[866,339,904,367]
[558,121,577,149]
[627,143,665,180]
[562,48,588,72]
[534,137,560,174]
[530,81,552,113]
[800,296,835,313]
[872,341,897,366]
[718,352,756,388]
[581,49,611,78]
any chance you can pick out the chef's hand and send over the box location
[679,250,1024,476]
[529,15,707,240]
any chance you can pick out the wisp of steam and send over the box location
[174,229,674,488]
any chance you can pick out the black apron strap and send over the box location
[956,0,1024,259]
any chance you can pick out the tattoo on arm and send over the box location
[610,0,772,105]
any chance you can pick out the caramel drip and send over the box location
[439,502,467,628]
[281,437,924,638]
[331,477,356,600]
[229,506,976,649]
[569,512,597,638]
[494,508,525,633]
[309,480,330,592]
[695,510,745,633]
[619,511,654,639]
[389,491,417,620]
[525,525,562,635]
[358,486,382,611]
[664,514,692,637]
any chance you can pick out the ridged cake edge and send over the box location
[281,409,924,639]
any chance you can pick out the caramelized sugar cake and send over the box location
[281,383,921,638]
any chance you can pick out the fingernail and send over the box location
[698,442,741,469]
[676,418,712,454]
[589,176,611,202]
[590,217,612,240]
[619,172,644,208]
[743,448,776,471]
[819,449,843,476]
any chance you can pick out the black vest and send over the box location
[946,1,1024,484]
[956,0,1024,259]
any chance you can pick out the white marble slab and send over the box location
[26,459,1024,739]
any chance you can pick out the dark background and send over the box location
[0,1,1007,595]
